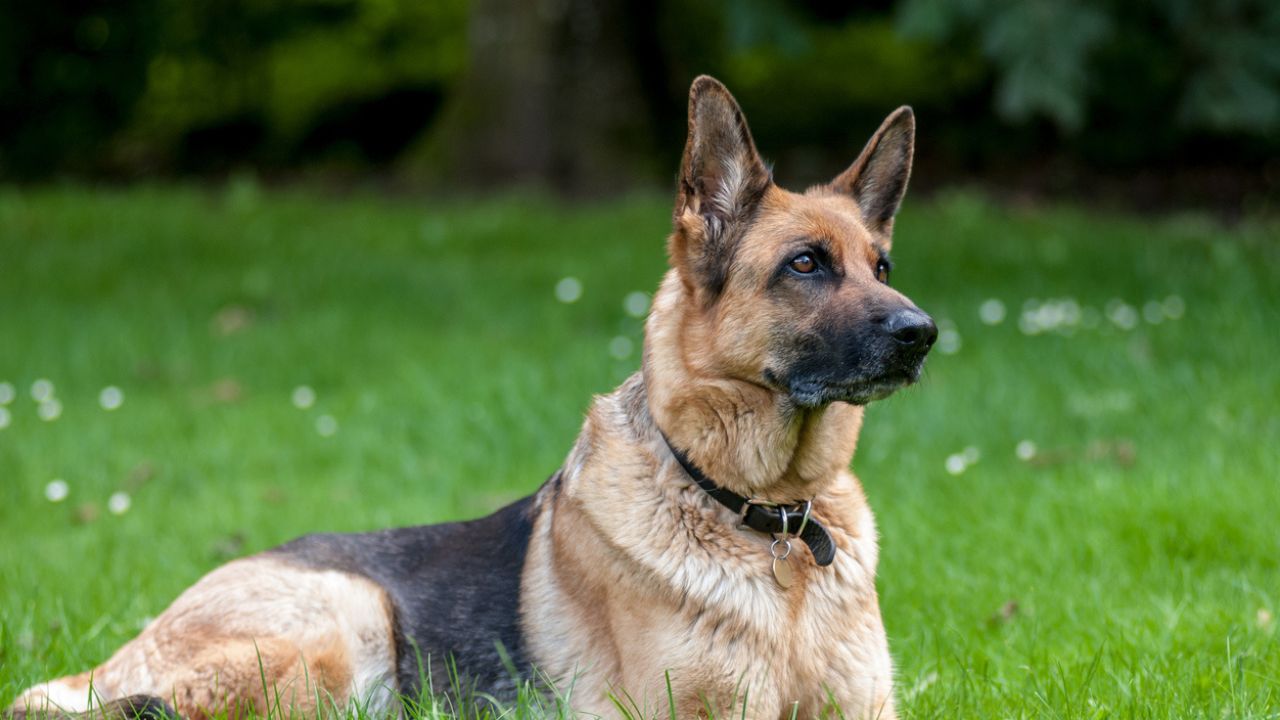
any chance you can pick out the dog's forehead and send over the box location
[741,188,884,263]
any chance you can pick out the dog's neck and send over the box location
[642,271,864,503]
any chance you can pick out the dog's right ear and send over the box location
[671,76,771,296]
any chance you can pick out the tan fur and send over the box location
[11,559,397,720]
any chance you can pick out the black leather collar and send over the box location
[660,433,836,567]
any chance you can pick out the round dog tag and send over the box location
[772,556,794,589]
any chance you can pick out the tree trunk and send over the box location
[423,0,659,196]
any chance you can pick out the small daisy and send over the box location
[291,385,316,410]
[108,491,132,515]
[99,386,125,411]
[31,379,54,403]
[37,399,63,422]
[315,414,339,437]
[978,299,1006,325]
[555,277,583,304]
[623,292,650,318]
[45,479,70,503]
[608,336,634,360]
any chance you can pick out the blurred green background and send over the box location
[2,0,1278,211]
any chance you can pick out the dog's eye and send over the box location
[789,254,817,274]
[875,259,891,284]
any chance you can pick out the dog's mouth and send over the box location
[769,366,923,408]
[790,376,911,407]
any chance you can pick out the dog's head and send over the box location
[662,76,935,408]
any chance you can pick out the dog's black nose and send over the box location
[882,308,937,351]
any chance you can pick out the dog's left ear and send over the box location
[829,107,915,237]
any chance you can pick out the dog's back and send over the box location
[270,493,541,699]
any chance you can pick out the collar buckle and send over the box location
[659,429,837,567]
[736,497,778,531]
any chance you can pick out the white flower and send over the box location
[554,277,583,304]
[623,291,650,318]
[31,379,54,403]
[1058,299,1081,326]
[37,399,62,422]
[1017,298,1081,334]
[99,386,125,411]
[1018,310,1042,336]
[315,414,339,437]
[0,381,14,405]
[108,491,132,515]
[1142,301,1165,324]
[937,327,962,355]
[1016,440,1037,461]
[978,299,1006,325]
[945,454,967,476]
[291,385,316,410]
[45,479,70,502]
[608,336,634,359]
[1105,300,1138,330]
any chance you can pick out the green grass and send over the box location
[0,183,1277,718]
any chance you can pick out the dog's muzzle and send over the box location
[771,306,938,408]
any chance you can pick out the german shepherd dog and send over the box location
[10,76,935,720]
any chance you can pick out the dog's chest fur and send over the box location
[521,374,896,719]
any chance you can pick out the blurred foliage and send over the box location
[716,15,988,180]
[0,0,162,176]
[0,0,465,176]
[896,0,1280,155]
[127,0,467,171]
[898,0,1112,131]
[0,0,1275,191]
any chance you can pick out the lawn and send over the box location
[0,184,1277,718]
